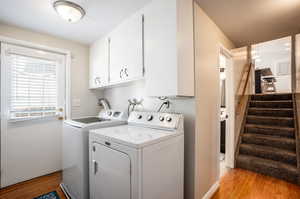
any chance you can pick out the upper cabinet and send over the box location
[144,0,194,97]
[89,37,109,89]
[90,11,144,89]
[89,0,194,97]
[109,12,144,84]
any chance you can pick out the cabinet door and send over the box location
[90,143,131,199]
[109,13,144,84]
[89,37,109,88]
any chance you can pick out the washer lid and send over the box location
[90,125,181,148]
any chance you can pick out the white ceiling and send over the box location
[196,0,300,47]
[0,0,151,44]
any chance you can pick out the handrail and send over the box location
[236,62,254,113]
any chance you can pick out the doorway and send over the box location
[219,46,235,178]
[1,42,67,187]
[252,37,292,94]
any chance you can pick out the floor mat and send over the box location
[34,191,60,199]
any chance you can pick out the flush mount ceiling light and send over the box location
[53,0,85,23]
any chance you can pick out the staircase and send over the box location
[236,93,299,184]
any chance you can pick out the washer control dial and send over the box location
[147,115,154,121]
[159,116,165,122]
[137,114,142,119]
[166,116,172,122]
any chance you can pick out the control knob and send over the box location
[147,115,153,121]
[166,116,172,122]
[159,116,164,122]
[137,114,142,119]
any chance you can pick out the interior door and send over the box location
[109,12,144,83]
[0,43,66,187]
[91,142,131,199]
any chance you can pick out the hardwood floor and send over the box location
[212,168,300,199]
[0,172,66,199]
[1,168,300,199]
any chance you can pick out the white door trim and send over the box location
[0,36,71,187]
[219,45,235,169]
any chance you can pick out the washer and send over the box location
[61,109,127,199]
[89,111,184,199]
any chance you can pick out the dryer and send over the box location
[89,111,184,199]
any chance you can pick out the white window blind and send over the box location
[8,53,58,120]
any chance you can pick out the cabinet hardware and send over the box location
[124,68,129,77]
[94,77,101,85]
[120,69,124,79]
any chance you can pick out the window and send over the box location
[3,44,65,120]
[276,61,291,76]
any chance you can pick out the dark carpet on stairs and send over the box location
[236,93,299,184]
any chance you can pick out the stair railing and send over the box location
[236,62,254,114]
[234,59,254,166]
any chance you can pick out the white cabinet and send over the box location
[109,12,144,84]
[89,37,109,89]
[144,0,194,97]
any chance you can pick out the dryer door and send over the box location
[91,142,131,199]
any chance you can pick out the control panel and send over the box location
[128,111,183,130]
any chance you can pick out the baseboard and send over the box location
[202,181,220,199]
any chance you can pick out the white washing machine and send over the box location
[89,111,184,199]
[61,109,127,199]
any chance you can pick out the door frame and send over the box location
[219,45,235,169]
[0,36,71,187]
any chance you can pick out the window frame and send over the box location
[2,43,67,122]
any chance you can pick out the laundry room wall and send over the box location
[102,80,196,199]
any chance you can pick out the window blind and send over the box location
[8,53,58,120]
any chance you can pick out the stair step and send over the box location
[239,144,297,165]
[251,94,292,101]
[236,154,298,184]
[249,100,293,108]
[248,108,293,117]
[242,134,296,151]
[246,115,294,127]
[245,124,295,138]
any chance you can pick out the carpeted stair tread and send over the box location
[236,154,298,184]
[237,93,298,185]
[249,100,293,108]
[251,94,292,101]
[245,124,295,138]
[248,108,293,117]
[246,115,294,127]
[242,133,296,151]
[239,143,297,165]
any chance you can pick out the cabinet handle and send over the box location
[93,160,98,174]
[120,69,124,79]
[94,77,101,85]
[124,68,129,77]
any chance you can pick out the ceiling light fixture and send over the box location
[53,0,85,23]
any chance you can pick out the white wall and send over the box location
[194,3,235,198]
[253,37,292,93]
[101,80,196,199]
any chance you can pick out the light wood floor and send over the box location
[0,172,66,199]
[212,168,300,199]
[1,169,300,199]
